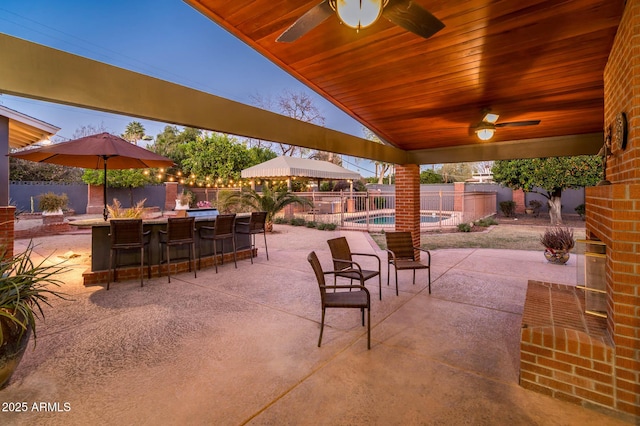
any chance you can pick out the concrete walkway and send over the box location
[2,225,629,425]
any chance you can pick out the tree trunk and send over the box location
[547,189,563,225]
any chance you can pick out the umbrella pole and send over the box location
[103,159,108,221]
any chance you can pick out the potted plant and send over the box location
[539,226,575,265]
[0,241,68,389]
[175,191,192,210]
[528,200,542,217]
[37,192,69,225]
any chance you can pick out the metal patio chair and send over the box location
[198,213,237,273]
[159,217,196,283]
[307,251,371,350]
[385,231,431,295]
[327,236,382,300]
[108,219,151,290]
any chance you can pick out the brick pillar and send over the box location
[164,181,178,211]
[0,206,15,259]
[513,189,526,214]
[86,184,105,214]
[454,182,465,221]
[395,164,420,258]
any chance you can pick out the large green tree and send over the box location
[492,156,602,224]
[150,126,202,171]
[82,168,153,206]
[181,133,252,182]
[122,121,150,145]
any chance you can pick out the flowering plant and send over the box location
[197,200,212,208]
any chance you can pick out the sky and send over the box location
[0,0,378,176]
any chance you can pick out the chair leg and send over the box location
[146,246,151,279]
[249,234,254,264]
[231,236,237,269]
[192,242,197,278]
[361,307,364,326]
[318,308,326,347]
[213,239,218,273]
[378,273,382,301]
[367,307,370,350]
[263,230,269,260]
[107,249,113,290]
[395,266,399,296]
[140,247,144,287]
[428,267,431,294]
[167,244,171,283]
[413,269,416,285]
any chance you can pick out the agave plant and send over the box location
[0,241,69,347]
[222,186,313,232]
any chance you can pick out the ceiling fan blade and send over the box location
[496,120,541,128]
[382,0,445,40]
[276,1,333,43]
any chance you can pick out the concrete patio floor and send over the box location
[1,224,631,425]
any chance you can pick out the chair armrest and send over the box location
[331,258,362,273]
[414,247,431,264]
[321,284,370,296]
[385,249,398,263]
[350,252,381,270]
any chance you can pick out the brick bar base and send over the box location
[521,281,615,409]
[0,206,15,259]
[83,248,257,285]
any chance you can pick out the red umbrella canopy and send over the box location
[9,132,175,221]
[8,132,174,169]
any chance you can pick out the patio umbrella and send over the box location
[9,132,175,221]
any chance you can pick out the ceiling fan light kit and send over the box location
[475,126,496,141]
[330,0,387,30]
[276,0,444,43]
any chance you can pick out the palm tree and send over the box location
[122,121,147,145]
[222,186,313,232]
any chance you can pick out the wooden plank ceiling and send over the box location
[187,0,623,156]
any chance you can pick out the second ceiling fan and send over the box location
[472,110,541,141]
[277,0,445,43]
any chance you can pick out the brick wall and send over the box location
[0,206,15,259]
[585,0,639,416]
[395,164,421,257]
[520,0,640,418]
[513,189,526,214]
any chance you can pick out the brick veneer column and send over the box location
[395,164,420,258]
[164,181,178,211]
[0,206,15,259]
[86,184,104,214]
[513,189,526,214]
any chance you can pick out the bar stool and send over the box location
[198,213,237,273]
[235,211,269,263]
[108,219,151,290]
[159,217,196,283]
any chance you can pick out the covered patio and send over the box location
[2,225,627,425]
[0,0,638,419]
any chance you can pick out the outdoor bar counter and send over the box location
[80,213,252,273]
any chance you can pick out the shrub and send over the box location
[273,217,288,224]
[475,217,497,227]
[290,218,306,226]
[575,204,585,219]
[324,223,337,231]
[37,192,68,212]
[499,200,516,217]
[305,221,317,228]
[316,223,327,230]
[458,223,472,232]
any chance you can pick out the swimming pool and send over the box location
[348,213,450,225]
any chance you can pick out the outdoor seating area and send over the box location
[2,223,627,424]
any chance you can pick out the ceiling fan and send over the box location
[276,0,445,43]
[472,110,541,141]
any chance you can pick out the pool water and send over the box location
[349,214,449,225]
